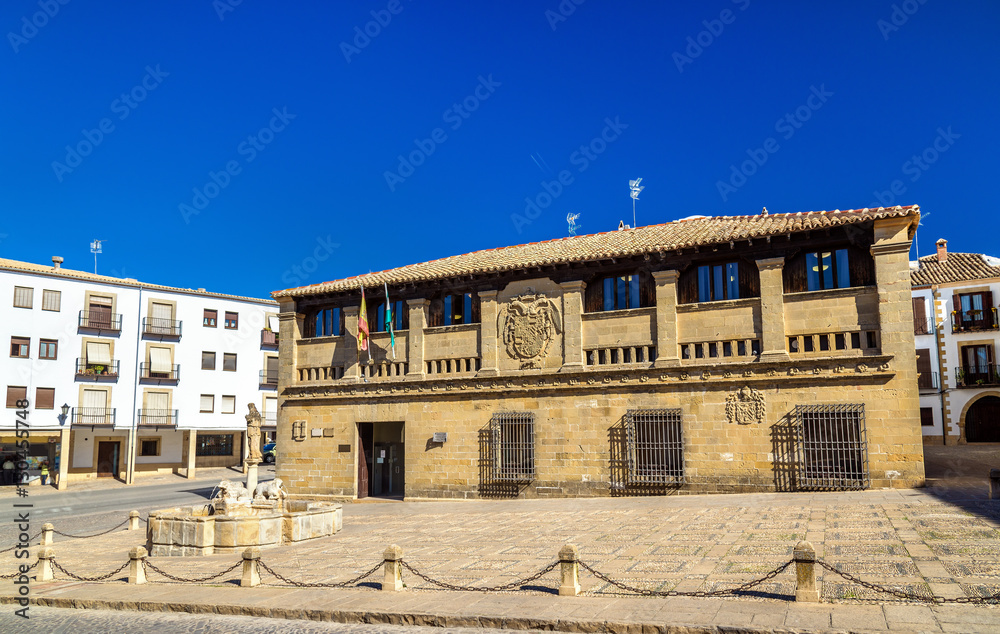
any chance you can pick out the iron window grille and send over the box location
[624,409,685,485]
[793,404,869,490]
[487,412,535,482]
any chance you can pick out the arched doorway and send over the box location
[966,396,1000,443]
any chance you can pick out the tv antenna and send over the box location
[566,212,581,236]
[914,212,931,260]
[629,178,644,228]
[90,239,106,274]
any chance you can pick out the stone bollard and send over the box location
[37,547,55,582]
[990,469,1000,500]
[40,523,54,546]
[129,546,147,584]
[129,510,141,531]
[382,544,404,592]
[794,540,819,602]
[241,547,261,587]
[558,544,581,596]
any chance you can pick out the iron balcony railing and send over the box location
[794,404,869,491]
[143,317,182,337]
[261,329,278,346]
[139,363,180,382]
[264,411,277,427]
[917,371,939,391]
[78,310,123,332]
[951,307,998,333]
[71,407,116,427]
[74,358,120,379]
[137,409,178,427]
[955,363,1000,388]
[259,370,278,386]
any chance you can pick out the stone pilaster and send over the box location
[559,281,585,372]
[756,257,789,362]
[343,306,361,382]
[478,290,500,376]
[652,271,680,367]
[185,430,197,479]
[406,299,428,380]
[56,428,70,490]
[276,298,300,392]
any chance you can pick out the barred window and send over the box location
[794,404,869,490]
[625,409,684,485]
[488,412,534,481]
[196,433,233,456]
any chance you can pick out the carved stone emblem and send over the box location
[725,386,766,425]
[499,291,562,369]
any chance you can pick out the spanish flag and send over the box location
[358,287,370,352]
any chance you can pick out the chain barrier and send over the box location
[53,517,130,539]
[579,559,792,598]
[817,560,1000,605]
[400,559,560,592]
[143,559,243,584]
[0,561,37,579]
[258,559,383,588]
[0,531,40,554]
[50,558,130,582]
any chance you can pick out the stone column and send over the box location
[559,281,586,372]
[241,546,261,587]
[246,462,259,496]
[128,546,147,584]
[756,257,789,362]
[382,544,404,591]
[56,428,70,491]
[652,271,680,367]
[343,306,361,382]
[793,540,819,601]
[558,543,581,596]
[478,290,500,376]
[405,300,428,380]
[185,431,197,480]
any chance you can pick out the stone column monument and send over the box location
[245,403,263,494]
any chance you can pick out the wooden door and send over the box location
[266,357,279,383]
[97,442,118,477]
[90,303,112,328]
[967,396,1000,443]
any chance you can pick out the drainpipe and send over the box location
[126,285,143,484]
[932,286,948,445]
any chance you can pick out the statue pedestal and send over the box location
[246,461,260,496]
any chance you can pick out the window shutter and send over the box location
[428,297,444,327]
[399,302,409,330]
[677,269,698,304]
[783,253,807,293]
[150,347,172,372]
[639,271,656,308]
[42,290,61,311]
[200,394,214,412]
[147,392,168,411]
[86,342,112,365]
[584,278,603,313]
[13,287,33,308]
[912,297,927,334]
[986,291,995,328]
[847,246,875,287]
[6,386,27,408]
[83,389,106,409]
[471,294,481,323]
[953,293,963,328]
[35,387,55,409]
[916,349,932,375]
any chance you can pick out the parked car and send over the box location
[262,442,276,464]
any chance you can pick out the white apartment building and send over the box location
[911,239,1000,444]
[1,256,278,489]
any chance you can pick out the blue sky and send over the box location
[2,1,998,298]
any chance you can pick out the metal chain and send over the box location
[257,559,383,588]
[53,518,130,538]
[0,532,40,554]
[143,559,242,584]
[817,560,1000,605]
[0,561,37,579]
[579,559,792,598]
[399,559,559,592]
[51,558,130,582]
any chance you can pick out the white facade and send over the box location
[911,242,1000,445]
[1,256,277,487]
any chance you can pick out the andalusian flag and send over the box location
[384,282,396,359]
[358,287,370,353]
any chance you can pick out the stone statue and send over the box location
[246,403,262,463]
[216,479,251,502]
[253,478,287,502]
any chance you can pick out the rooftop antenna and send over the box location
[566,212,581,236]
[914,212,931,260]
[90,239,105,274]
[629,178,644,228]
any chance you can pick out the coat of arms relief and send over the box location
[498,290,562,369]
[725,386,766,425]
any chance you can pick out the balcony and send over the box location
[917,371,939,391]
[261,328,278,347]
[955,364,1000,388]
[75,358,120,381]
[137,409,178,428]
[78,310,122,333]
[263,411,277,428]
[139,363,180,383]
[259,370,278,387]
[143,317,182,338]
[952,308,998,334]
[71,407,116,427]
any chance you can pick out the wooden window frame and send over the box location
[203,309,217,328]
[13,286,33,309]
[39,339,58,360]
[35,387,55,409]
[139,437,161,457]
[6,386,27,408]
[10,336,29,358]
[224,311,239,330]
[222,353,237,372]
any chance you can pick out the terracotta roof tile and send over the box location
[274,205,919,298]
[910,252,1000,286]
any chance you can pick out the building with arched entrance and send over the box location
[911,239,1000,444]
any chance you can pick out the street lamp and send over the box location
[61,403,70,417]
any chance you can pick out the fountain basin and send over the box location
[147,501,342,556]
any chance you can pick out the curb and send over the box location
[1,595,793,634]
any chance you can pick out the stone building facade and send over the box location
[273,206,925,500]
